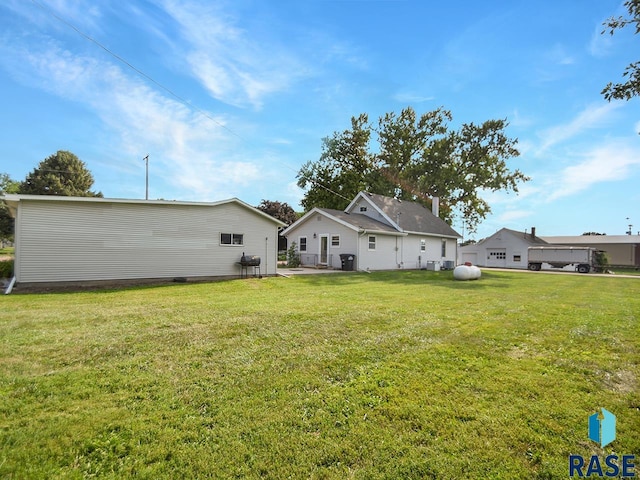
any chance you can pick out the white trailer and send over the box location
[527,246,597,274]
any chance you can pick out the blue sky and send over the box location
[1,0,638,240]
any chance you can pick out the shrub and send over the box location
[286,242,300,268]
[0,259,14,278]
[593,250,610,272]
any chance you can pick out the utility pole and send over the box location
[143,155,149,200]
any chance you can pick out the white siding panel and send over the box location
[16,200,279,283]
[286,214,358,269]
[358,234,399,271]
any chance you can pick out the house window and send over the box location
[331,235,340,247]
[299,237,307,252]
[441,239,447,257]
[420,239,426,252]
[368,235,376,250]
[360,206,367,212]
[513,255,521,262]
[221,233,243,245]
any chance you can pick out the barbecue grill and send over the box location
[240,254,261,267]
[239,253,261,278]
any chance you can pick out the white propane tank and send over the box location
[453,264,481,280]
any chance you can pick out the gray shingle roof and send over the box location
[501,228,548,245]
[318,208,399,233]
[363,193,461,237]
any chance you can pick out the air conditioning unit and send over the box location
[442,260,455,270]
[426,261,441,271]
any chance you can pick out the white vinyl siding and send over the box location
[283,213,358,269]
[13,200,279,283]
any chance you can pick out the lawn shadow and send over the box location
[289,269,519,290]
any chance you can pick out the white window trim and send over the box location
[420,239,426,252]
[299,236,307,252]
[331,234,340,248]
[368,235,376,251]
[220,233,244,246]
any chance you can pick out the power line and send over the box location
[28,0,352,206]
[29,0,242,140]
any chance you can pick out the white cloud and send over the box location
[589,24,613,57]
[546,142,640,201]
[3,0,102,32]
[286,181,305,209]
[509,109,534,129]
[536,102,622,153]
[160,0,307,109]
[392,92,435,104]
[0,36,264,200]
[497,210,533,222]
[547,43,575,66]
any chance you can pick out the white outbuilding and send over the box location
[2,194,284,288]
[458,227,548,269]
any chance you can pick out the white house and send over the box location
[281,192,461,271]
[2,194,284,286]
[458,227,548,269]
[541,235,640,268]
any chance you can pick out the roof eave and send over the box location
[404,230,461,239]
[0,194,286,226]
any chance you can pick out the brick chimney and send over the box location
[531,227,536,238]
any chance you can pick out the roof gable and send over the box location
[475,227,548,246]
[281,207,402,237]
[347,192,460,238]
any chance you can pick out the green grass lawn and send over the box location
[610,267,640,276]
[1,271,638,479]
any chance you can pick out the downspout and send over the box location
[265,235,269,278]
[4,276,16,295]
[395,236,398,267]
[455,238,458,267]
[396,213,401,268]
[358,229,367,272]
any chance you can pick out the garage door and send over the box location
[461,252,478,265]
[487,249,507,267]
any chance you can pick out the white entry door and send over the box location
[319,235,329,265]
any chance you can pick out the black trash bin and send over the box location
[340,253,355,271]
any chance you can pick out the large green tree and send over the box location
[602,0,640,101]
[296,107,527,232]
[20,150,103,197]
[256,199,298,225]
[0,173,20,241]
[297,114,390,211]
